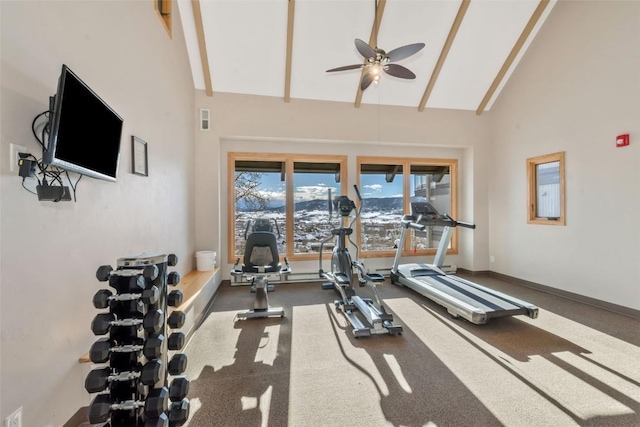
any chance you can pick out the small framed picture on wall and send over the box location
[131,136,148,177]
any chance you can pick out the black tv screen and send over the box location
[45,65,123,182]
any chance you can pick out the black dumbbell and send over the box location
[168,254,178,267]
[106,299,147,317]
[167,311,185,329]
[85,359,163,393]
[91,309,164,336]
[168,332,185,351]
[109,274,146,293]
[88,387,169,424]
[167,290,183,307]
[109,265,158,282]
[168,354,188,376]
[144,265,159,280]
[169,377,189,402]
[169,398,190,426]
[144,413,169,427]
[89,335,165,363]
[167,271,181,286]
[92,286,160,309]
[96,265,113,282]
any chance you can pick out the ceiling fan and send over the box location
[325,0,425,91]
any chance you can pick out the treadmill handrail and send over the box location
[401,218,426,231]
[443,213,476,229]
[404,211,476,230]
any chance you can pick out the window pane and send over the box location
[360,165,404,252]
[410,166,451,250]
[234,169,286,258]
[536,161,560,218]
[293,162,339,254]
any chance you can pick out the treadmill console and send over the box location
[410,202,456,227]
[411,202,441,220]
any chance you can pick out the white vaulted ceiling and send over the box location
[177,0,556,114]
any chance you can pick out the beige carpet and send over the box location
[180,274,640,427]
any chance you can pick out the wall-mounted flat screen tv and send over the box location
[44,64,123,182]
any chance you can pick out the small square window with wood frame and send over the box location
[527,152,565,225]
[155,0,172,37]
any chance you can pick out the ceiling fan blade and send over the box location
[360,72,374,91]
[386,42,425,62]
[326,64,365,73]
[383,63,416,79]
[355,38,376,60]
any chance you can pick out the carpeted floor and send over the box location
[180,274,640,427]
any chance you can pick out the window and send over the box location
[233,164,287,259]
[358,163,404,254]
[230,153,459,263]
[358,157,458,258]
[292,162,341,255]
[527,152,565,225]
[409,164,452,251]
[155,0,172,37]
[228,153,347,262]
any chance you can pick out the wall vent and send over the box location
[200,108,210,131]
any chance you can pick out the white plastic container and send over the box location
[196,250,216,271]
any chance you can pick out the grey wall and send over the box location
[488,0,640,309]
[0,1,196,425]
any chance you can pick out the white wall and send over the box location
[488,0,640,309]
[193,91,492,278]
[0,1,195,425]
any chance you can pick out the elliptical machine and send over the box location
[319,185,402,337]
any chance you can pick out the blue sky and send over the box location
[253,172,404,207]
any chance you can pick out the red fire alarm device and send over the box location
[616,134,630,147]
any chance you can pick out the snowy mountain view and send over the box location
[234,197,427,256]
[232,169,452,258]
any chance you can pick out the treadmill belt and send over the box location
[427,275,523,313]
[429,275,506,311]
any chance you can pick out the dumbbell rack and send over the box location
[86,253,190,426]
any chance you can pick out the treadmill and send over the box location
[390,202,538,325]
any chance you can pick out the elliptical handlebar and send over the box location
[243,220,251,239]
[319,187,335,277]
[353,184,362,202]
[347,186,362,261]
[348,186,362,230]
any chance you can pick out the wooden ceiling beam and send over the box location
[418,0,470,112]
[355,0,386,108]
[284,0,296,102]
[476,0,550,115]
[192,0,213,96]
